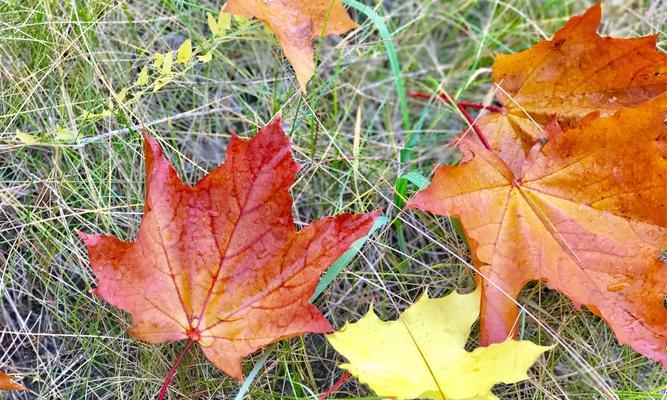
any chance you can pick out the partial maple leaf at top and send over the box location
[328,287,552,400]
[495,3,666,122]
[79,118,378,386]
[0,372,25,391]
[409,94,667,367]
[474,3,667,167]
[224,0,358,91]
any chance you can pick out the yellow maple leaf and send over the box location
[327,287,553,400]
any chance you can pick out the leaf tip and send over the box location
[76,229,89,241]
[369,209,383,219]
[142,133,162,158]
[76,230,102,247]
[0,372,26,391]
[269,114,282,128]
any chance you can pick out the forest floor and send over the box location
[1,0,666,399]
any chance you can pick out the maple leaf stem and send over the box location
[318,371,351,399]
[408,91,496,151]
[156,338,196,400]
[456,100,493,151]
[408,91,503,113]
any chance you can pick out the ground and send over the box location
[1,0,666,399]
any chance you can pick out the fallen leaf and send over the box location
[475,4,667,164]
[495,3,666,123]
[0,372,25,391]
[224,0,358,91]
[327,287,552,400]
[467,112,543,177]
[79,118,378,380]
[409,95,667,367]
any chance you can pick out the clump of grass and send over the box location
[1,0,666,399]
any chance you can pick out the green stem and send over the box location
[343,0,411,134]
[343,1,411,256]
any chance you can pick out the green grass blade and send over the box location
[234,348,273,400]
[311,216,389,302]
[343,0,410,133]
[399,171,430,190]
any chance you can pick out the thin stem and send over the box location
[455,98,493,151]
[318,371,351,400]
[157,339,196,400]
[408,91,495,151]
[408,91,503,113]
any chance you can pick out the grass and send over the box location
[1,0,666,398]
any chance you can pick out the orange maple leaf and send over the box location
[0,372,25,391]
[79,118,378,381]
[224,0,358,91]
[409,94,667,366]
[474,4,667,169]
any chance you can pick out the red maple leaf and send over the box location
[79,118,377,386]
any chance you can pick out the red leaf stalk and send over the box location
[318,371,351,400]
[157,338,196,400]
[409,91,502,113]
[454,99,493,151]
[409,91,499,151]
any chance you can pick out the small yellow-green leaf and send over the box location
[160,52,173,75]
[233,14,248,24]
[152,53,164,69]
[82,109,114,121]
[207,12,220,36]
[176,39,192,64]
[54,126,76,141]
[15,130,39,145]
[217,9,231,33]
[197,52,213,63]
[153,75,174,92]
[114,88,128,103]
[232,13,254,30]
[135,66,149,86]
[327,287,553,400]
